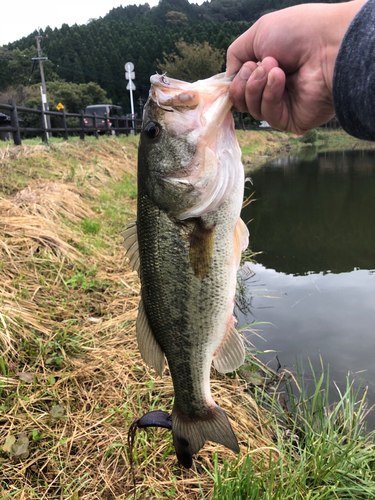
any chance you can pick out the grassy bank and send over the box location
[237,128,375,170]
[0,134,374,499]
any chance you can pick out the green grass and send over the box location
[241,143,258,156]
[82,218,101,235]
[113,175,138,200]
[200,362,375,500]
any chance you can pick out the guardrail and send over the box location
[0,99,142,146]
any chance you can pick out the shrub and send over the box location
[300,129,317,144]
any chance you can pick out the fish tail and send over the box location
[172,403,239,468]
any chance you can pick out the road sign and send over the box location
[125,62,134,72]
[56,103,64,110]
[125,62,135,129]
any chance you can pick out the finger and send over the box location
[226,25,258,76]
[260,67,290,130]
[229,62,258,112]
[244,57,279,120]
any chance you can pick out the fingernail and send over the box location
[240,65,252,80]
[267,72,275,86]
[253,66,266,81]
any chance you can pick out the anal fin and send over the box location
[136,299,165,377]
[213,318,245,373]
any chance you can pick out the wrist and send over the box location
[322,0,367,93]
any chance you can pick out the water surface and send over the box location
[240,149,375,427]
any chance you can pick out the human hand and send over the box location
[226,1,366,134]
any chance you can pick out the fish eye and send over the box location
[144,122,160,139]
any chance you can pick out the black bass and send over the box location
[123,72,249,468]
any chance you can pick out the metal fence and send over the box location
[0,99,142,146]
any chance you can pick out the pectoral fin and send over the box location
[136,299,165,377]
[213,318,245,373]
[234,218,249,268]
[121,222,140,274]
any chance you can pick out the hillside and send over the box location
[0,0,349,112]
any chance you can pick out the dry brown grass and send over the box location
[0,137,280,499]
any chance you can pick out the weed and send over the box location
[300,129,318,144]
[82,218,101,235]
[113,175,137,200]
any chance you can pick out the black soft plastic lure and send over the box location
[128,410,173,493]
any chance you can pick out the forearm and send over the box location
[333,0,375,140]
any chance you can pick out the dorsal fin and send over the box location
[136,299,165,377]
[121,222,140,274]
[213,317,245,373]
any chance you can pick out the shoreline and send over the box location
[236,128,375,171]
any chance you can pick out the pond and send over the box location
[240,149,375,428]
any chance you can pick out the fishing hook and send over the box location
[156,96,174,113]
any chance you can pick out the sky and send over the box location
[1,0,205,47]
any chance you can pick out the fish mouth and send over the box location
[150,74,192,90]
[149,73,235,113]
[150,72,235,89]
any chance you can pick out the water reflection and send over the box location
[242,150,375,275]
[240,150,375,427]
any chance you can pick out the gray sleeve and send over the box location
[332,0,375,141]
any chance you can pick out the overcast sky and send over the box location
[1,0,205,47]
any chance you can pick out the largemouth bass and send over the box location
[123,72,249,468]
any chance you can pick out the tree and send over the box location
[166,11,189,26]
[0,48,15,90]
[0,80,109,113]
[0,84,40,108]
[158,40,225,82]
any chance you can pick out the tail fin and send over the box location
[172,403,239,468]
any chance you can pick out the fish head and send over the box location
[138,73,243,220]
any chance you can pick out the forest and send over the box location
[0,0,348,114]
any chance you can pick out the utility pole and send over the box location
[33,29,51,138]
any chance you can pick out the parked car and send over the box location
[84,104,126,131]
[0,112,12,141]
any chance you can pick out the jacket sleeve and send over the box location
[332,0,375,141]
